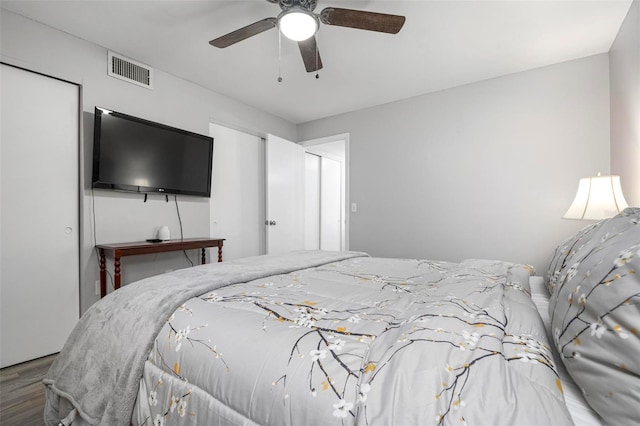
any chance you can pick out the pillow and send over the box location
[545,221,600,295]
[546,208,640,425]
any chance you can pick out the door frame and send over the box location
[299,133,350,251]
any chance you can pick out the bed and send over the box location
[44,208,639,426]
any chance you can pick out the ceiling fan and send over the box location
[209,0,406,73]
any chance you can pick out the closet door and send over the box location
[209,123,265,259]
[304,153,321,250]
[320,157,342,251]
[0,64,80,367]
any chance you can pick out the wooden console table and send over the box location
[96,238,225,298]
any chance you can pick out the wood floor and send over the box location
[0,354,56,426]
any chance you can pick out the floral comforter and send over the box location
[132,256,572,426]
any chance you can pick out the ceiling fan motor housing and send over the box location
[269,0,319,12]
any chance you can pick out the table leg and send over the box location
[114,255,121,290]
[201,248,206,264]
[99,249,106,298]
[218,244,223,263]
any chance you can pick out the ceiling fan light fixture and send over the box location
[278,8,318,41]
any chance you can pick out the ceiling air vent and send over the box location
[108,51,153,89]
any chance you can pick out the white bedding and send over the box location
[529,277,604,426]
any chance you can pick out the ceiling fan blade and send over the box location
[298,36,323,73]
[320,7,405,34]
[210,18,277,48]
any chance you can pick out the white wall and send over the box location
[610,0,640,207]
[299,55,611,274]
[1,10,297,313]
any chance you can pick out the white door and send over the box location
[1,64,80,367]
[320,157,342,250]
[209,124,265,259]
[304,153,321,249]
[302,137,348,251]
[266,134,305,255]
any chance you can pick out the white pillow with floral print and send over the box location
[546,208,640,425]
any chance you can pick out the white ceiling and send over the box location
[1,0,632,124]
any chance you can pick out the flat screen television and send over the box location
[92,106,213,197]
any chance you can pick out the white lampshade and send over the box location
[278,8,318,41]
[563,174,629,220]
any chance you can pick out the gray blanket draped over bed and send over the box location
[44,250,366,425]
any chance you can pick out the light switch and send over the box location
[351,203,357,213]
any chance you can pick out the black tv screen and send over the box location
[92,107,213,197]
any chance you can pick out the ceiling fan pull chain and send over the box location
[277,29,283,82]
[315,28,320,79]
